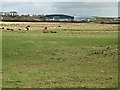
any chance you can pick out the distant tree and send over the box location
[27,14,30,17]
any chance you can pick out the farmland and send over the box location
[1,22,118,88]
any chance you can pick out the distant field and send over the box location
[2,22,118,88]
[0,22,118,31]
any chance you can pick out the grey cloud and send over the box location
[52,2,118,16]
[52,2,117,9]
[1,2,55,14]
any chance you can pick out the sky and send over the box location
[1,0,119,17]
[1,0,120,2]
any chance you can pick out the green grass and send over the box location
[2,29,118,88]
[0,30,2,88]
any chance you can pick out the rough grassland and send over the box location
[2,22,118,88]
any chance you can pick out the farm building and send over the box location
[45,14,74,21]
[0,11,18,16]
[74,16,96,22]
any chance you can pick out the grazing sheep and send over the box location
[2,27,4,29]
[27,25,30,27]
[26,25,30,31]
[10,29,14,31]
[26,27,29,31]
[43,27,48,33]
[18,28,21,31]
[6,28,11,30]
[58,25,61,27]
[44,27,47,30]
[0,27,4,30]
[50,31,57,33]
[6,28,14,31]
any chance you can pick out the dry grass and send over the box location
[0,22,118,31]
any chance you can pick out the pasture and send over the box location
[1,22,118,88]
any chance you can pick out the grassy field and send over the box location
[0,28,2,88]
[2,22,118,88]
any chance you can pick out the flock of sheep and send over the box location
[0,25,30,31]
[0,25,61,33]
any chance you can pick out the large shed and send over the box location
[45,14,74,21]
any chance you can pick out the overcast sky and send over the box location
[1,0,120,2]
[1,1,119,17]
